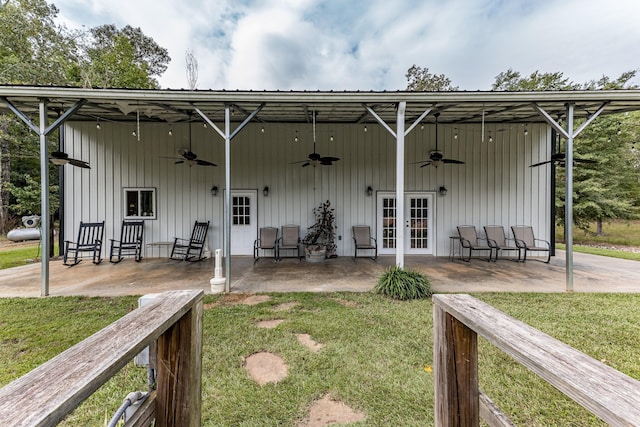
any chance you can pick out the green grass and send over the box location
[556,219,640,247]
[1,293,639,426]
[0,242,59,269]
[556,243,640,261]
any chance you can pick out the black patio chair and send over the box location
[511,225,551,263]
[63,221,105,266]
[276,224,302,261]
[109,220,144,263]
[352,225,377,261]
[170,221,209,262]
[456,225,492,262]
[254,227,278,263]
[484,225,520,262]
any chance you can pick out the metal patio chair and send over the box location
[352,225,377,261]
[484,225,520,262]
[63,221,105,266]
[456,225,492,262]
[254,227,278,263]
[511,225,551,263]
[170,220,209,262]
[277,224,302,261]
[109,220,144,263]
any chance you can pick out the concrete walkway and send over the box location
[0,251,638,297]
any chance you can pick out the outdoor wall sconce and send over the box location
[439,186,448,196]
[263,186,269,197]
[211,185,218,196]
[367,186,373,196]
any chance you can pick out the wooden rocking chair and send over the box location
[63,221,105,266]
[170,221,209,262]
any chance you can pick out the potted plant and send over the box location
[302,200,337,261]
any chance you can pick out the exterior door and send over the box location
[226,190,257,255]
[377,192,434,255]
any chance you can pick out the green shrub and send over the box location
[374,265,433,300]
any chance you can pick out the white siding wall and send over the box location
[63,121,550,257]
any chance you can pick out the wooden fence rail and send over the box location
[433,294,640,427]
[0,289,204,427]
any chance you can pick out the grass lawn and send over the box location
[556,219,640,247]
[1,293,639,426]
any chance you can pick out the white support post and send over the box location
[565,103,574,292]
[224,104,231,293]
[396,102,406,267]
[39,100,49,297]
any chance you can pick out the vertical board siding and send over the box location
[63,121,549,258]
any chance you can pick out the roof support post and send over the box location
[396,102,406,267]
[565,103,574,292]
[39,99,49,296]
[195,103,264,293]
[224,104,231,293]
[532,102,606,292]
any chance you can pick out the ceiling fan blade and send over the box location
[320,156,340,162]
[419,161,433,168]
[67,158,91,169]
[196,159,217,166]
[290,160,309,164]
[302,162,310,167]
[529,160,552,167]
[442,159,465,164]
[175,160,185,164]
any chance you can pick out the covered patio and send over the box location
[1,251,638,297]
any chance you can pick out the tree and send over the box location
[405,64,458,91]
[0,0,77,233]
[492,68,580,91]
[493,68,640,234]
[78,24,170,89]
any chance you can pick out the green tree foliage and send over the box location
[79,24,170,89]
[405,64,458,91]
[491,68,580,91]
[0,1,171,232]
[493,68,640,234]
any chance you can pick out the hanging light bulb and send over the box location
[364,125,368,132]
[488,131,493,143]
[203,122,208,128]
[96,119,101,130]
[330,135,334,142]
[524,125,528,136]
[294,130,298,142]
[420,123,424,130]
[454,132,458,140]
[132,129,137,137]
[168,128,173,136]
[261,127,265,133]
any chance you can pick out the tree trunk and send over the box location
[596,219,604,236]
[0,118,10,234]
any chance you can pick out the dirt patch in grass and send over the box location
[256,319,285,329]
[244,351,288,385]
[273,301,299,311]
[331,298,359,308]
[295,333,324,352]
[203,293,251,309]
[242,295,272,305]
[297,394,366,426]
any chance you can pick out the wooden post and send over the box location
[155,298,203,427]
[434,303,478,426]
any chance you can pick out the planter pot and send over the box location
[305,248,327,263]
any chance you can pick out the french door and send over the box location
[377,192,434,255]
[226,190,257,255]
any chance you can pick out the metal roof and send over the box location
[2,85,640,125]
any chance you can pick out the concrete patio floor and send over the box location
[0,250,639,297]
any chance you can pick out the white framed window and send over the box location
[124,187,157,219]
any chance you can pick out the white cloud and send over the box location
[53,0,640,90]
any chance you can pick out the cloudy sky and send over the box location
[53,0,640,91]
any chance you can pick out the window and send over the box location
[124,188,156,219]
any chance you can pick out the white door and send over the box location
[226,190,257,255]
[377,192,434,255]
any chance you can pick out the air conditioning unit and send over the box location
[22,215,40,228]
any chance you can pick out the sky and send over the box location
[52,0,640,91]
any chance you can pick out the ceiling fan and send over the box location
[50,151,90,169]
[291,110,340,167]
[413,113,464,168]
[163,120,217,167]
[530,153,597,168]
